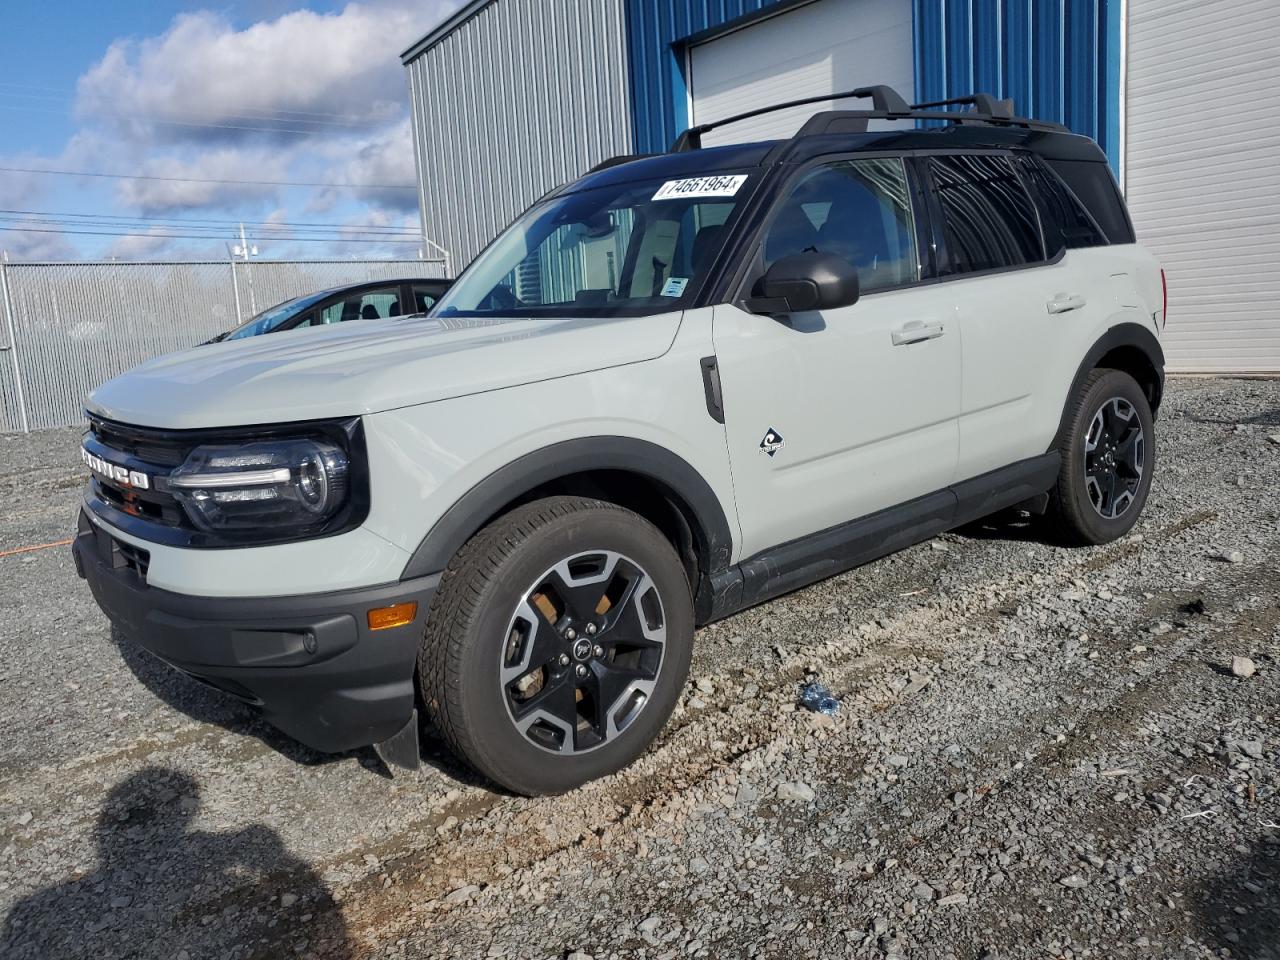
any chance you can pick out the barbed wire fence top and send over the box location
[0,258,447,433]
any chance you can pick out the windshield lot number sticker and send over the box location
[652,175,748,201]
[661,277,689,297]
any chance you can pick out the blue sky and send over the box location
[0,0,461,261]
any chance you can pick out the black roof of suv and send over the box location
[561,85,1133,246]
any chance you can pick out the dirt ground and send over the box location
[0,376,1276,960]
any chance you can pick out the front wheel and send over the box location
[417,496,694,795]
[1045,368,1155,545]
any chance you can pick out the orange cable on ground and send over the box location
[0,538,73,559]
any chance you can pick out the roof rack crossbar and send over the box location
[911,94,1015,118]
[670,84,912,151]
[671,87,1064,151]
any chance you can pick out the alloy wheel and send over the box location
[1083,396,1145,520]
[500,550,666,754]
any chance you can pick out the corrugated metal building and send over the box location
[402,0,1280,372]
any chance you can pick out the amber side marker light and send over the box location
[367,602,417,631]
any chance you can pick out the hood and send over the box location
[87,311,682,429]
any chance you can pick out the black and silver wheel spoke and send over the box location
[1083,397,1145,520]
[501,550,667,755]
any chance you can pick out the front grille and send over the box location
[89,416,189,468]
[85,415,193,531]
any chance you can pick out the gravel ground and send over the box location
[0,377,1277,960]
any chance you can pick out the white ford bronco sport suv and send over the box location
[75,88,1165,795]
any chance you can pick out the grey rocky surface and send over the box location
[0,377,1277,959]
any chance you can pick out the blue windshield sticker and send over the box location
[661,277,689,298]
[652,175,747,201]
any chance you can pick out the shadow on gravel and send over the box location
[109,627,487,788]
[1183,405,1280,428]
[0,766,355,960]
[953,510,1047,543]
[107,626,349,768]
[1193,836,1280,960]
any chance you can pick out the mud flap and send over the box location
[374,708,421,772]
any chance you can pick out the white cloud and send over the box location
[1,228,78,262]
[308,117,419,213]
[75,3,453,144]
[112,147,292,215]
[29,1,463,259]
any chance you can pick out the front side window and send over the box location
[413,284,442,313]
[761,157,919,293]
[223,291,327,341]
[433,172,756,318]
[929,154,1044,272]
[313,287,402,326]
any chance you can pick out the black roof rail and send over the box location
[671,85,1066,151]
[586,153,656,174]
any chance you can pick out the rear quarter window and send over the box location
[1045,159,1135,244]
[1013,154,1107,255]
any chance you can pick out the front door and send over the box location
[712,156,962,559]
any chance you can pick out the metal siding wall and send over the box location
[405,0,634,267]
[625,0,797,154]
[1126,0,1280,372]
[914,0,1120,170]
[0,259,445,433]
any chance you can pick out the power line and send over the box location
[0,102,373,137]
[0,82,380,123]
[0,224,421,244]
[0,210,419,236]
[0,165,417,190]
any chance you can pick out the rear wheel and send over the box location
[1045,368,1155,545]
[417,496,694,795]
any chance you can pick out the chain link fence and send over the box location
[0,258,447,433]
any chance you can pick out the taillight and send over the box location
[1160,268,1168,328]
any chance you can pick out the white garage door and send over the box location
[1126,0,1280,372]
[689,0,914,148]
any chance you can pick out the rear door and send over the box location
[921,152,1111,480]
[712,154,962,559]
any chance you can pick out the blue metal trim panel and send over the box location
[626,0,796,153]
[912,0,1121,170]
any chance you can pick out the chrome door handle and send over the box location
[891,320,945,346]
[1047,293,1087,314]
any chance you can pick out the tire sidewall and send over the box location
[452,509,694,795]
[1062,370,1155,543]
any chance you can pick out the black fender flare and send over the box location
[399,436,736,584]
[1053,323,1166,446]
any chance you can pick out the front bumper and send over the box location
[73,510,438,753]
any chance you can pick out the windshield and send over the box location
[223,290,329,341]
[433,172,756,318]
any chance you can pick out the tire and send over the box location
[1045,368,1155,545]
[417,496,694,795]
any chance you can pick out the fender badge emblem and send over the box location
[759,428,784,457]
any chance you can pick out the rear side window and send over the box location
[928,154,1043,273]
[1045,159,1135,244]
[1013,154,1106,255]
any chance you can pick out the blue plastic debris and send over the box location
[799,681,840,715]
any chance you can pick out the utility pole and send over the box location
[231,223,259,316]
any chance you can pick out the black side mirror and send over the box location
[745,252,860,315]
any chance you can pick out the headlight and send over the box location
[169,438,350,535]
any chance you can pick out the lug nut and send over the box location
[558,654,570,667]
[564,627,577,642]
[585,622,597,636]
[575,664,588,678]
[592,645,604,657]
